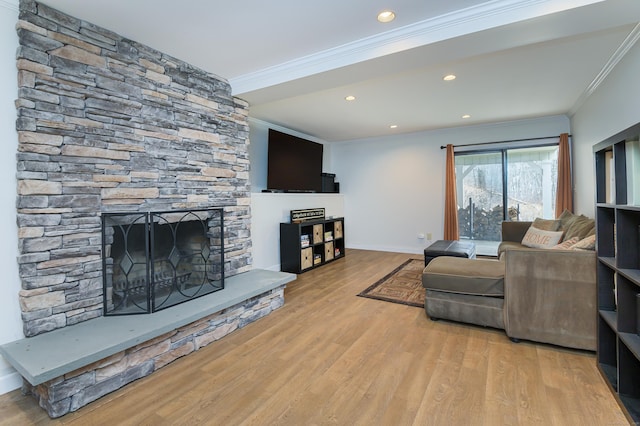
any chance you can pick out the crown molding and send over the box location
[230,0,604,95]
[570,22,640,116]
[0,0,19,12]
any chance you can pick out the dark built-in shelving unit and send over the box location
[594,122,640,425]
[280,217,345,273]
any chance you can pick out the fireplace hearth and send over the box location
[102,209,224,315]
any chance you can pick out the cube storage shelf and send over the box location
[280,218,345,273]
[594,122,640,425]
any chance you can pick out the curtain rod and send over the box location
[439,134,571,149]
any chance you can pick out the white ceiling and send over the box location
[39,0,640,142]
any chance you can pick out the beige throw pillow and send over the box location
[569,234,596,251]
[557,209,575,230]
[564,216,595,241]
[551,236,580,250]
[532,217,561,231]
[521,226,564,249]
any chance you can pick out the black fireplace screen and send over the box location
[101,209,224,315]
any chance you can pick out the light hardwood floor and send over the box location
[0,249,629,425]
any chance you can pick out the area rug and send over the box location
[357,259,425,308]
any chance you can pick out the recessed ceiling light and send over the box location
[377,10,396,23]
[389,124,398,129]
[443,74,456,81]
[462,114,471,119]
[345,95,356,101]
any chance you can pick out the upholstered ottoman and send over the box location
[423,240,476,266]
[422,256,505,330]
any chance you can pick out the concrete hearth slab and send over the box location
[0,269,295,386]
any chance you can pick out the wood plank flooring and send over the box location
[0,249,629,425]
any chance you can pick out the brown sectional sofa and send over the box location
[422,212,597,351]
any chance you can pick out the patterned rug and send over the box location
[357,258,425,308]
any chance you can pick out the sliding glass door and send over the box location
[506,146,558,221]
[455,152,504,242]
[455,145,558,250]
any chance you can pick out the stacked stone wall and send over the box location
[15,0,252,336]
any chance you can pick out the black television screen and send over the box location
[267,129,323,192]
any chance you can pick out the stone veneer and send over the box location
[15,0,252,337]
[24,286,285,418]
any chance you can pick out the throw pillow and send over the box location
[563,215,595,241]
[569,234,596,251]
[551,236,580,250]
[532,217,561,231]
[521,226,564,249]
[557,209,575,230]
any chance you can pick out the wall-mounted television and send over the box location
[267,129,323,192]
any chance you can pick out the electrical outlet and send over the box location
[427,232,432,240]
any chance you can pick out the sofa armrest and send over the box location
[503,248,596,350]
[501,221,531,243]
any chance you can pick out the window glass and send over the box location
[455,145,558,245]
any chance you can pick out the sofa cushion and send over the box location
[425,290,505,330]
[497,241,529,258]
[422,257,505,297]
[521,226,563,249]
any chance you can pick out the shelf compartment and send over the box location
[598,262,616,310]
[614,142,628,205]
[617,275,640,334]
[598,314,618,372]
[618,341,640,424]
[312,224,323,245]
[619,268,640,287]
[596,205,615,259]
[620,332,640,361]
[595,148,614,204]
[333,220,343,239]
[598,256,616,269]
[600,309,617,331]
[596,206,615,257]
[598,362,618,392]
[300,247,313,270]
[312,245,323,267]
[324,241,334,262]
[333,238,345,258]
[619,394,640,425]
[616,209,640,269]
[618,204,640,212]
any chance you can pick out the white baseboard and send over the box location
[346,244,424,255]
[264,264,281,272]
[0,370,22,395]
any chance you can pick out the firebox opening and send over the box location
[102,209,224,315]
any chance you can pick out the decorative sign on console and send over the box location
[291,208,326,223]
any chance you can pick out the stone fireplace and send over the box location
[15,0,252,337]
[1,1,298,418]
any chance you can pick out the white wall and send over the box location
[329,116,570,254]
[571,41,640,217]
[0,0,25,395]
[248,118,343,270]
